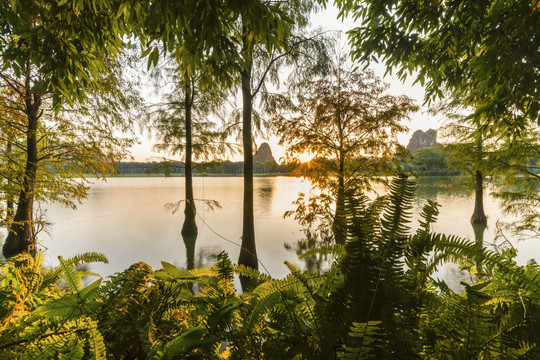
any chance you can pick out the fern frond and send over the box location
[379,174,416,242]
[340,321,382,359]
[417,199,441,234]
[57,256,82,292]
[233,264,273,283]
[83,317,107,360]
[42,252,108,288]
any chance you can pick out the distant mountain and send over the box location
[253,142,277,164]
[407,129,438,154]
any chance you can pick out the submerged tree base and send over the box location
[2,225,36,259]
[2,177,538,359]
[470,214,488,225]
[181,216,198,239]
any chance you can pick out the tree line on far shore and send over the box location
[115,159,288,176]
[2,0,540,358]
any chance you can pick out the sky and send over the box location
[129,4,444,163]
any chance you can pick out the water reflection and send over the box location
[415,177,469,200]
[181,211,221,271]
[182,233,197,270]
[471,222,487,271]
[256,178,275,215]
[193,245,221,269]
[284,229,333,273]
[1,176,535,280]
[471,222,487,245]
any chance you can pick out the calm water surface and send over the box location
[1,177,539,280]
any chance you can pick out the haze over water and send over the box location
[1,177,538,283]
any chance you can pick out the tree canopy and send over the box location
[336,0,540,135]
[271,54,417,243]
[0,0,129,110]
[0,0,139,257]
[271,55,416,190]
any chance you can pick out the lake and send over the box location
[1,176,539,283]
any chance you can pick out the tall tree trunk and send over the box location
[238,61,258,273]
[333,68,346,244]
[182,232,197,293]
[2,89,41,258]
[470,169,487,224]
[5,133,14,230]
[471,133,486,224]
[333,154,346,244]
[181,83,198,237]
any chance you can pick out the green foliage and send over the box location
[0,251,109,359]
[271,54,417,193]
[1,1,140,257]
[410,146,448,173]
[0,0,129,110]
[337,0,540,134]
[1,177,539,358]
[271,52,417,243]
[440,115,540,234]
[148,61,234,161]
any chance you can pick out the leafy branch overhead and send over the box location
[337,0,540,134]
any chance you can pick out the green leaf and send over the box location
[147,47,159,70]
[35,294,81,318]
[160,327,208,359]
[207,300,244,328]
[78,278,102,300]
[161,261,197,280]
[58,256,82,292]
[140,46,153,59]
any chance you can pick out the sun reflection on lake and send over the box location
[2,176,536,280]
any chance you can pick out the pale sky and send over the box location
[129,4,443,163]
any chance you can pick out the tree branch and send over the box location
[0,328,85,350]
[251,32,328,98]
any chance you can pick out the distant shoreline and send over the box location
[85,173,292,178]
[84,173,457,178]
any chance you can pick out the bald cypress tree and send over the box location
[1,0,136,258]
[271,54,417,244]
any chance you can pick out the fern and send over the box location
[2,173,539,359]
[83,317,107,360]
[42,252,108,288]
[340,321,382,359]
[299,243,345,259]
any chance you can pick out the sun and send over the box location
[296,152,316,163]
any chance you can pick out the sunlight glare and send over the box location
[296,152,317,163]
[292,177,321,208]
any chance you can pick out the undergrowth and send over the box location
[1,175,538,359]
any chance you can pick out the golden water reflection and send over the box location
[0,176,537,282]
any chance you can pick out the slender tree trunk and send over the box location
[333,68,346,244]
[3,88,41,258]
[333,153,346,244]
[181,83,198,237]
[471,133,486,224]
[182,231,197,292]
[238,61,258,273]
[470,169,487,224]
[5,133,14,229]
